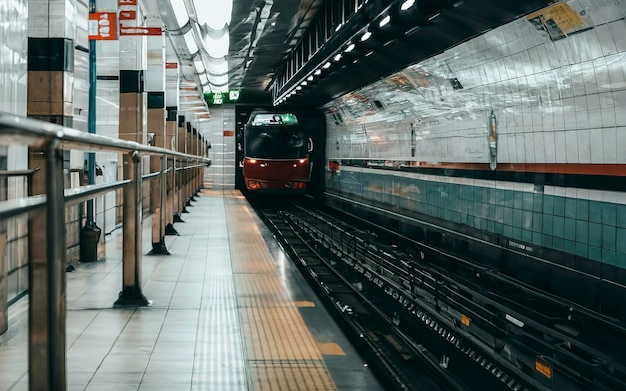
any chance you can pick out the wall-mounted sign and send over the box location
[88,12,117,40]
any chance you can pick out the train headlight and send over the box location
[299,159,305,163]
[248,159,256,164]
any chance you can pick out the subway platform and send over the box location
[0,186,382,391]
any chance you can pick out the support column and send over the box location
[116,0,148,305]
[182,122,191,211]
[145,18,168,255]
[174,114,186,219]
[114,151,150,306]
[199,134,205,191]
[0,232,8,335]
[164,107,178,235]
[190,127,197,199]
[26,1,75,388]
[195,133,201,194]
[165,61,179,233]
[186,126,195,206]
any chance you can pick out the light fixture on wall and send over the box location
[488,110,497,170]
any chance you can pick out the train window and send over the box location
[245,113,307,159]
[250,113,299,126]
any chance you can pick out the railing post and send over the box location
[173,158,183,222]
[29,139,67,391]
[158,154,173,238]
[182,159,190,212]
[114,151,150,307]
[149,154,169,255]
[165,157,179,233]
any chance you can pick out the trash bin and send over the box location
[80,224,101,262]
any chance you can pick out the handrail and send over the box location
[0,111,210,391]
[0,195,46,220]
[64,180,131,207]
[0,168,40,177]
[0,112,209,163]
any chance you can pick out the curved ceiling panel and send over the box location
[203,27,229,58]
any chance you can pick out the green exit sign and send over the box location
[205,91,240,105]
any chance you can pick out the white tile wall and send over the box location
[324,0,626,166]
[0,0,28,115]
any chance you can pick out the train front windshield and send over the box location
[245,113,307,159]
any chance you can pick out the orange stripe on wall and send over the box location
[412,162,626,176]
[223,130,234,136]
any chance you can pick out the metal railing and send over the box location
[0,112,210,390]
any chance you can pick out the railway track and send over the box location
[251,197,626,391]
[259,207,464,391]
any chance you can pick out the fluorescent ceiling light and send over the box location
[322,62,331,69]
[205,56,228,75]
[335,23,342,32]
[204,29,229,58]
[170,0,189,29]
[428,13,441,20]
[301,81,308,86]
[194,59,205,73]
[296,86,302,90]
[314,69,321,75]
[333,53,342,61]
[361,31,372,41]
[183,31,198,54]
[345,43,355,52]
[401,0,415,10]
[379,15,390,27]
[307,75,314,81]
[193,0,233,29]
[208,73,228,86]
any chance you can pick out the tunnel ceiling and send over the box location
[228,0,556,108]
[228,0,323,98]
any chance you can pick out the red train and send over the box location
[242,111,313,192]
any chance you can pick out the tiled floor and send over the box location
[0,186,382,390]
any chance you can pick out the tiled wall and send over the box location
[322,0,626,280]
[0,0,29,303]
[328,166,626,270]
[205,106,236,188]
[324,0,626,164]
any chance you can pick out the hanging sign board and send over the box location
[118,0,162,36]
[119,27,162,36]
[89,12,117,40]
[118,0,137,19]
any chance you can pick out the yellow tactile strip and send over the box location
[224,191,336,390]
